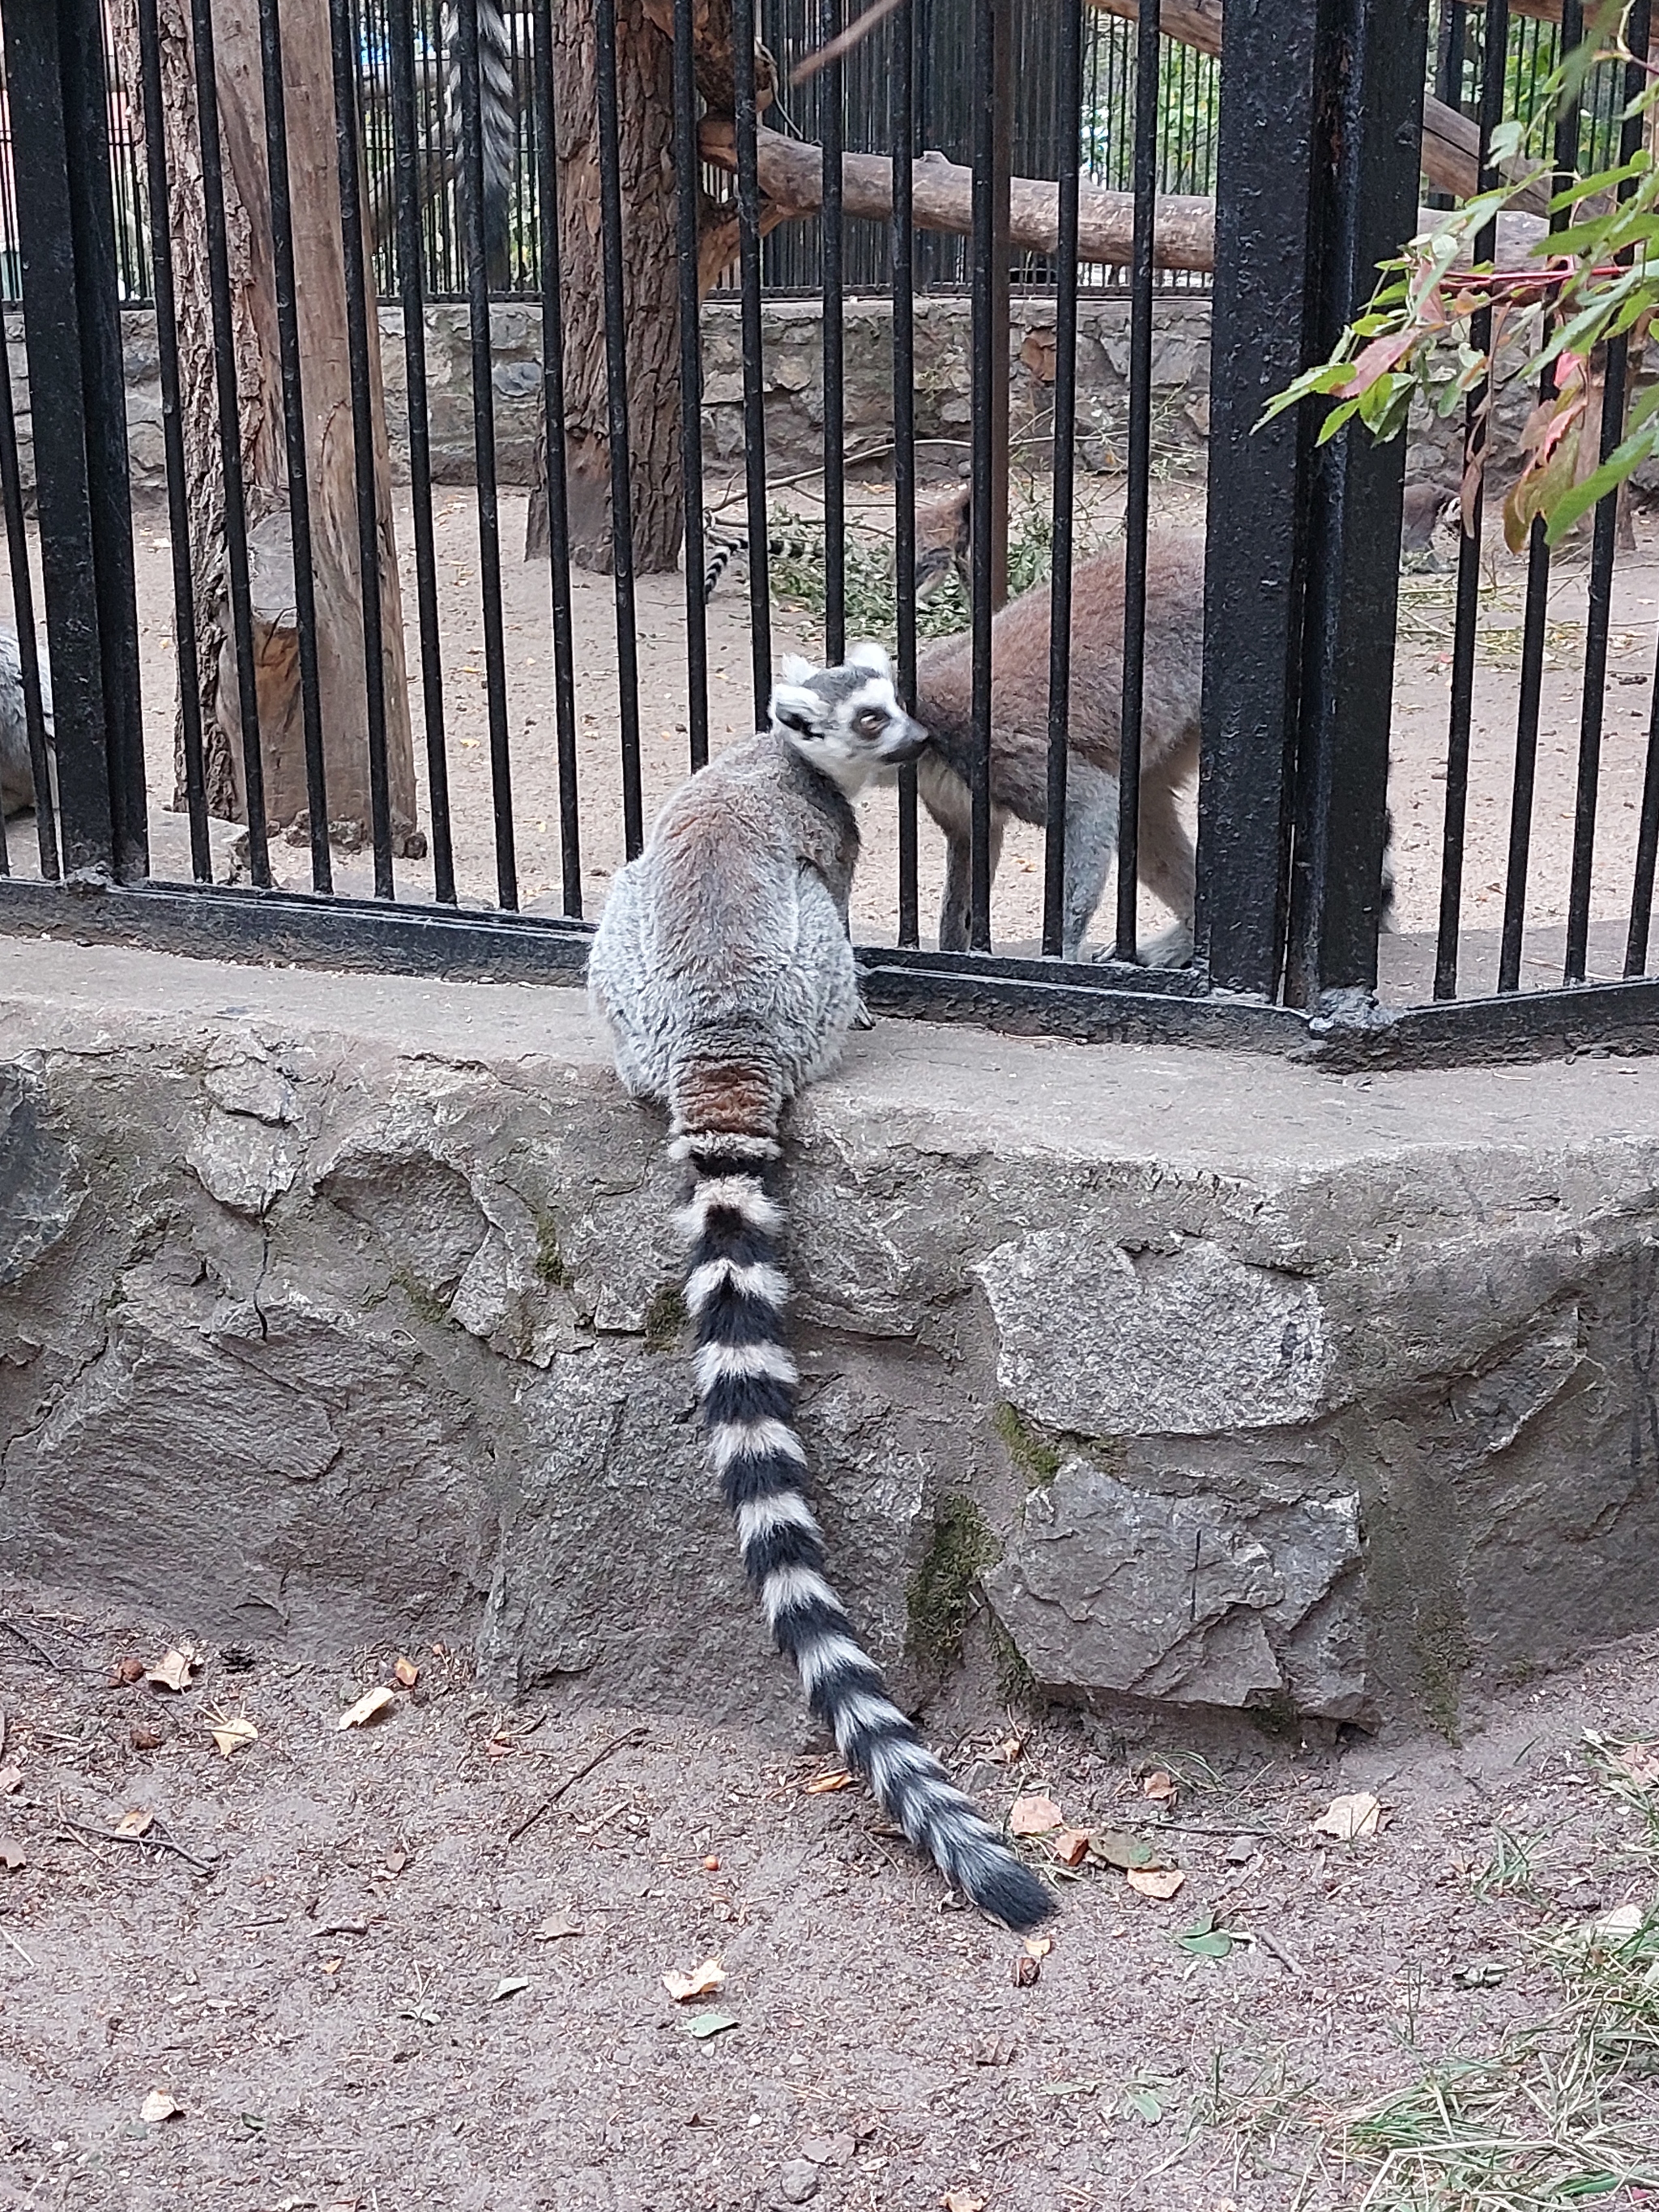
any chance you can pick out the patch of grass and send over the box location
[905,1494,1000,1667]
[1322,1731,1659,2211]
[1469,1822,1548,1903]
[992,1401,1064,1487]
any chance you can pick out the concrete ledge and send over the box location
[2,939,1658,1736]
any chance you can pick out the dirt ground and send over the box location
[1,1583,1656,2211]
[8,476,1659,995]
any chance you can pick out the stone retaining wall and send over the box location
[4,936,1657,1740]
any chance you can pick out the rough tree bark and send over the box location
[119,0,418,845]
[533,0,682,573]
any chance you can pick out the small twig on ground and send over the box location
[0,1924,36,1968]
[0,1619,71,1673]
[507,1725,648,1844]
[59,1814,216,1874]
[1248,1926,1303,1976]
[1150,1818,1290,1840]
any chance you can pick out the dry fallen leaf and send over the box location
[1088,1828,1168,1872]
[130,1724,163,1751]
[383,1847,409,1877]
[1013,1951,1041,1986]
[663,1957,726,2002]
[113,1656,147,1686]
[139,2090,181,2125]
[1049,1827,1091,1867]
[940,2194,986,2212]
[535,1912,583,1941]
[114,1807,154,1839]
[1025,1934,1053,1959]
[337,1686,396,1732]
[803,1771,856,1795]
[492,1976,530,2001]
[208,1711,258,1758]
[145,1648,197,1694]
[0,1842,23,1872]
[1141,1769,1176,1801]
[1311,1792,1386,1842]
[1009,1792,1064,1837]
[1612,1743,1659,1788]
[1126,1866,1187,1901]
[393,1657,420,1690]
[0,1767,21,1795]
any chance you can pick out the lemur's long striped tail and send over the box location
[674,1129,1053,1933]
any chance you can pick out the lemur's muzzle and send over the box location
[876,714,930,765]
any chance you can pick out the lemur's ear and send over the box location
[778,654,816,686]
[769,680,818,737]
[847,640,889,677]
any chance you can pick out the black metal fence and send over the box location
[2,0,1659,1068]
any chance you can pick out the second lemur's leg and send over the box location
[1133,771,1198,970]
[1060,761,1120,962]
[940,812,1006,953]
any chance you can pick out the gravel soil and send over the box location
[1,1587,1656,2211]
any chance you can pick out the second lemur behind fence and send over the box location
[588,641,1054,1933]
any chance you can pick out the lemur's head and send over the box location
[768,642,928,798]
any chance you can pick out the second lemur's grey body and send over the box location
[0,629,52,817]
[912,534,1205,965]
[589,645,1053,1936]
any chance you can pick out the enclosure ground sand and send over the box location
[1,1588,1656,2210]
[10,484,1659,997]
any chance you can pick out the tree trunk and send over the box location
[128,0,419,846]
[536,0,681,573]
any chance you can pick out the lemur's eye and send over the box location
[855,709,887,736]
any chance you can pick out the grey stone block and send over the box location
[3,938,1659,1739]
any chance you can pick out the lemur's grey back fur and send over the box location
[589,646,1053,1936]
[0,629,53,817]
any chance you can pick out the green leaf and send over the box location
[680,2010,740,2039]
[1488,118,1525,167]
[1122,2086,1165,2124]
[1315,397,1363,447]
[1544,416,1659,544]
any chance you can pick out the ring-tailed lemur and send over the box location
[0,629,53,817]
[913,535,1207,965]
[912,531,1395,963]
[588,645,1054,1935]
[446,0,517,293]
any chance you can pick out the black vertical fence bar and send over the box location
[458,0,518,909]
[594,0,643,859]
[257,0,333,891]
[6,0,117,880]
[1500,0,1581,994]
[189,0,269,884]
[138,0,209,881]
[671,0,710,775]
[891,0,919,948]
[531,0,582,910]
[1043,0,1083,960]
[0,309,58,879]
[1433,0,1508,1002]
[987,2,1011,612]
[62,0,147,883]
[1112,0,1159,964]
[732,0,772,723]
[821,0,845,664]
[328,0,395,899]
[388,0,456,905]
[1196,0,1319,995]
[1567,0,1649,986]
[1284,0,1427,1007]
[967,0,996,948]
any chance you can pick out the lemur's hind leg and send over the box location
[940,811,1007,953]
[1060,761,1120,962]
[1132,771,1198,970]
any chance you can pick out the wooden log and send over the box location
[699,118,1219,269]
